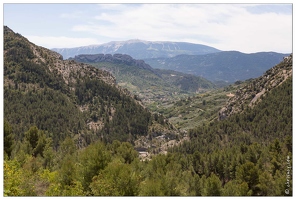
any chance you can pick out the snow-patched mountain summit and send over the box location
[52,39,221,59]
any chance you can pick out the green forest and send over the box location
[3,26,162,148]
[4,77,292,196]
[3,26,293,196]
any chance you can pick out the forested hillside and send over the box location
[169,75,292,196]
[4,73,292,196]
[219,54,292,120]
[3,26,292,196]
[72,54,215,105]
[3,26,176,148]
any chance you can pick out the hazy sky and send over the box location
[3,3,293,53]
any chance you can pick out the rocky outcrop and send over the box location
[29,47,116,87]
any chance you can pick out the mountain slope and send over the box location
[168,55,292,195]
[71,54,215,105]
[3,26,177,148]
[218,54,292,120]
[4,27,292,197]
[150,54,292,131]
[149,85,241,131]
[52,39,221,59]
[144,51,289,83]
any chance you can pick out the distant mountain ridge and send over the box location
[144,51,290,83]
[71,53,156,73]
[52,39,221,59]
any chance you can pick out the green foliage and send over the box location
[139,179,164,196]
[4,160,26,196]
[74,74,153,143]
[4,129,292,196]
[235,161,259,194]
[4,120,15,158]
[257,171,275,196]
[77,141,111,191]
[273,170,290,196]
[90,159,141,196]
[109,141,139,164]
[202,173,222,196]
[58,137,76,156]
[25,126,39,150]
[46,181,85,196]
[23,126,49,157]
[4,87,86,147]
[222,180,249,196]
[59,154,77,186]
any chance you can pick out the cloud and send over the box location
[60,11,85,19]
[71,4,292,53]
[95,3,138,11]
[26,36,101,48]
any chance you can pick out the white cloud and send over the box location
[71,4,292,53]
[13,4,290,53]
[95,3,134,11]
[60,11,85,19]
[26,36,101,48]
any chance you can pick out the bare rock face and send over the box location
[218,54,292,120]
[28,45,117,88]
[218,107,228,121]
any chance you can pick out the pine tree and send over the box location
[4,120,14,158]
[90,159,140,196]
[202,173,222,196]
[236,161,259,195]
[24,126,39,151]
[77,141,111,191]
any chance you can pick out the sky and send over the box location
[2,2,293,53]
